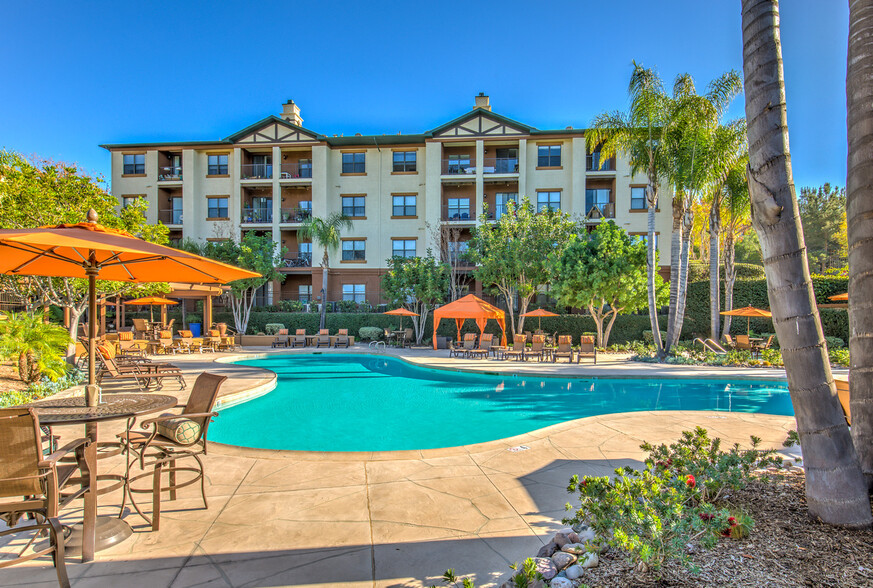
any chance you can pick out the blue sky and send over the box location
[0,0,847,189]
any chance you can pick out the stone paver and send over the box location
[0,346,797,587]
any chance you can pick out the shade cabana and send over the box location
[432,294,507,349]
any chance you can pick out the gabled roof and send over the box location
[426,107,535,137]
[222,115,322,143]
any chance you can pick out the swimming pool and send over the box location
[209,354,793,452]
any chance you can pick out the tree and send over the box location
[0,151,170,351]
[380,253,450,344]
[0,312,71,383]
[719,164,752,338]
[426,221,466,301]
[847,0,873,490]
[299,213,353,330]
[586,63,675,358]
[742,0,871,526]
[468,197,575,336]
[798,184,848,272]
[552,221,667,347]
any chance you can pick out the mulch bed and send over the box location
[0,362,28,394]
[580,471,873,587]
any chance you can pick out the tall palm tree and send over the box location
[742,0,871,526]
[299,213,353,330]
[847,0,873,490]
[586,63,674,357]
[719,162,751,338]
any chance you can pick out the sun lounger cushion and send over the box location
[155,414,201,444]
[119,331,134,340]
[208,330,220,337]
[159,330,172,339]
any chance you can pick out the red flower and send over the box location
[685,474,696,488]
[727,517,737,526]
[698,513,714,521]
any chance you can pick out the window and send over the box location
[341,195,366,217]
[630,187,647,210]
[495,148,519,173]
[250,154,272,178]
[536,191,561,212]
[447,154,471,174]
[298,285,312,303]
[299,242,312,264]
[123,154,145,175]
[448,241,469,265]
[170,197,183,224]
[392,239,416,258]
[342,284,366,303]
[392,195,417,216]
[208,154,228,175]
[121,195,142,208]
[342,152,366,174]
[393,151,416,172]
[587,146,614,171]
[341,240,366,261]
[495,193,517,219]
[446,198,471,220]
[299,158,312,178]
[632,233,659,250]
[207,197,229,219]
[585,189,611,215]
[537,145,561,167]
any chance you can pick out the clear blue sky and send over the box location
[0,0,847,189]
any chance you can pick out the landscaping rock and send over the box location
[551,551,577,570]
[536,540,558,558]
[553,531,572,548]
[567,531,580,544]
[580,551,599,569]
[576,527,597,543]
[550,578,573,588]
[561,542,586,555]
[532,557,558,580]
[565,564,583,580]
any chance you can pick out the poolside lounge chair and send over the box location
[291,329,307,348]
[753,335,774,356]
[335,328,351,348]
[0,408,92,588]
[450,333,477,358]
[526,335,546,362]
[201,329,220,353]
[553,335,574,362]
[132,318,149,339]
[503,334,527,361]
[122,372,226,531]
[577,335,597,364]
[315,329,331,348]
[116,330,148,358]
[723,334,735,349]
[735,334,753,351]
[467,333,494,359]
[97,349,186,391]
[153,330,175,354]
[272,329,290,348]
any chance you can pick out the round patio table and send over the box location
[28,393,177,562]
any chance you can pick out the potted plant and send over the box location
[187,314,202,337]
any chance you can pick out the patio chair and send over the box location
[334,328,351,348]
[401,328,414,347]
[202,329,221,352]
[153,330,176,354]
[526,335,546,362]
[503,334,527,361]
[450,333,477,358]
[723,334,736,349]
[553,335,574,363]
[271,329,290,348]
[735,334,753,351]
[315,329,331,348]
[116,330,148,358]
[175,330,200,353]
[97,348,186,391]
[291,329,307,348]
[754,335,775,356]
[166,318,175,332]
[122,373,226,531]
[0,408,92,588]
[524,330,533,344]
[467,333,494,359]
[576,335,597,364]
[132,318,149,339]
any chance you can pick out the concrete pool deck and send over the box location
[1,346,802,588]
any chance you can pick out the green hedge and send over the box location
[687,261,765,283]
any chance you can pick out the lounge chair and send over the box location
[272,329,290,348]
[291,329,307,348]
[201,329,220,352]
[0,408,92,588]
[97,349,186,391]
[467,333,494,359]
[735,334,753,351]
[553,335,574,362]
[577,335,597,364]
[315,329,331,348]
[335,328,351,348]
[723,334,735,349]
[176,330,201,353]
[754,335,775,356]
[503,334,527,361]
[526,335,546,362]
[122,372,226,531]
[116,330,148,358]
[153,329,175,354]
[450,333,477,358]
[132,317,149,339]
[166,318,175,332]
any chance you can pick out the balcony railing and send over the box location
[158,166,183,181]
[282,251,312,268]
[441,205,473,222]
[585,202,616,219]
[241,164,273,180]
[482,157,519,174]
[586,154,615,171]
[280,204,312,223]
[159,209,183,224]
[441,159,476,175]
[280,162,312,179]
[241,207,273,223]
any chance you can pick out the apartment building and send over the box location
[101,95,674,306]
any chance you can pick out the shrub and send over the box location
[0,312,71,383]
[825,336,845,349]
[336,300,360,313]
[0,370,84,408]
[642,330,668,344]
[264,323,286,335]
[761,348,784,366]
[358,327,383,341]
[830,347,850,367]
[276,299,305,312]
[186,314,202,324]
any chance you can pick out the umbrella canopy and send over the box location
[432,294,507,348]
[829,293,848,302]
[0,211,260,405]
[125,296,179,323]
[520,308,559,331]
[720,306,772,336]
[383,307,419,330]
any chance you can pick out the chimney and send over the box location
[474,92,491,111]
[281,100,303,126]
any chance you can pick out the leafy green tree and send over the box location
[468,197,575,336]
[552,221,667,347]
[798,183,848,272]
[380,253,449,344]
[299,213,353,329]
[719,163,752,338]
[0,151,170,350]
[0,312,71,383]
[184,233,285,334]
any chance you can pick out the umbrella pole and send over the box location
[86,257,100,406]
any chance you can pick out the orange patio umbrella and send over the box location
[829,293,848,302]
[432,294,507,349]
[0,210,260,406]
[383,307,419,330]
[124,296,178,323]
[720,305,772,336]
[521,308,559,331]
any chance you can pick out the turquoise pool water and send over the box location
[209,354,793,452]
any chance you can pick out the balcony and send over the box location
[159,209,183,225]
[241,207,273,224]
[158,166,183,181]
[585,202,616,219]
[482,157,519,174]
[241,164,273,180]
[280,162,312,179]
[279,204,312,223]
[441,205,473,222]
[282,251,312,268]
[441,159,476,176]
[586,153,615,172]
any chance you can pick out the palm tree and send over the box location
[586,63,674,357]
[742,0,871,526]
[848,0,873,489]
[0,312,71,383]
[719,162,752,338]
[299,213,353,330]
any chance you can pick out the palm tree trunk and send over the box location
[847,0,873,490]
[722,230,736,337]
[669,211,693,348]
[319,250,329,330]
[646,184,665,357]
[666,194,685,352]
[742,0,872,525]
[709,202,722,341]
